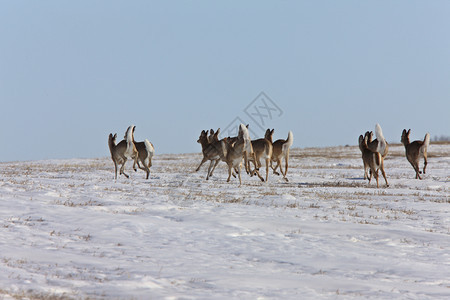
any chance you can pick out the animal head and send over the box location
[358,135,365,152]
[212,128,220,142]
[364,131,373,143]
[197,130,208,144]
[401,129,411,145]
[207,129,215,143]
[265,129,274,142]
[109,133,117,142]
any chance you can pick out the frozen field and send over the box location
[0,143,449,299]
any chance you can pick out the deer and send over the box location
[358,134,389,188]
[108,125,138,180]
[224,124,252,186]
[196,129,227,180]
[130,126,155,180]
[401,129,430,179]
[208,128,249,179]
[236,124,257,176]
[265,129,294,181]
[247,129,273,182]
[365,123,389,158]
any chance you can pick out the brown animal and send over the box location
[365,123,389,158]
[248,129,273,182]
[358,135,389,188]
[224,124,252,186]
[196,129,227,180]
[131,126,155,180]
[265,129,293,181]
[108,125,138,179]
[401,129,430,179]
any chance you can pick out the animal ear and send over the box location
[407,129,411,135]
[215,128,220,136]
[114,133,117,139]
[246,124,249,128]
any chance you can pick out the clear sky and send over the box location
[1,1,449,162]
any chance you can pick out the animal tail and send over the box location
[123,125,136,158]
[375,123,387,154]
[240,123,252,152]
[422,133,430,153]
[144,139,155,158]
[282,131,294,154]
[220,139,228,159]
[240,124,251,143]
[125,125,135,145]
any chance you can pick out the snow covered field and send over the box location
[0,143,449,299]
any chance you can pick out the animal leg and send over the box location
[227,164,232,182]
[237,164,242,186]
[272,160,281,176]
[374,169,379,188]
[380,162,389,187]
[410,160,422,179]
[279,158,286,177]
[284,150,290,177]
[120,162,129,179]
[206,160,215,180]
[363,161,369,180]
[195,157,208,172]
[423,153,428,175]
[132,156,139,172]
[209,159,220,177]
[114,161,118,180]
[133,159,139,172]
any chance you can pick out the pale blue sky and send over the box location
[1,1,449,162]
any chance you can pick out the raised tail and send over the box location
[282,131,294,154]
[125,125,135,145]
[124,125,136,158]
[240,123,252,152]
[144,139,155,158]
[422,133,430,153]
[375,123,387,155]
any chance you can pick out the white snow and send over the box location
[0,144,449,299]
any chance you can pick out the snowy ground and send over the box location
[0,143,449,299]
